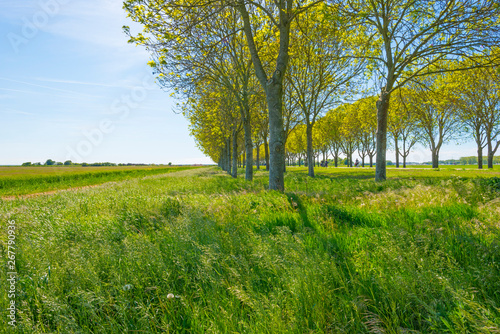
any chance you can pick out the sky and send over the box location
[0,0,479,166]
[0,0,213,165]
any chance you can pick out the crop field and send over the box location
[0,166,199,197]
[1,167,500,333]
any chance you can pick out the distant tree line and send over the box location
[20,160,170,167]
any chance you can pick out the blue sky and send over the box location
[0,0,212,165]
[0,0,478,165]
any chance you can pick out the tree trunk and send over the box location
[222,147,226,171]
[266,81,286,190]
[395,138,400,168]
[256,143,260,170]
[375,90,390,181]
[369,155,373,167]
[402,139,407,168]
[431,149,439,169]
[477,145,483,169]
[227,137,232,175]
[220,147,225,171]
[264,135,270,171]
[487,140,499,169]
[232,131,238,178]
[306,122,314,177]
[243,118,253,181]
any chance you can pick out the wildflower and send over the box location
[123,284,133,291]
[167,293,175,299]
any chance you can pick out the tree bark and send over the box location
[487,140,499,169]
[395,138,400,168]
[431,149,439,169]
[266,78,286,190]
[264,135,270,171]
[375,90,390,181]
[220,147,226,171]
[256,143,260,170]
[232,131,238,178]
[306,122,315,177]
[227,137,232,175]
[243,117,253,181]
[477,146,483,169]
[402,140,407,168]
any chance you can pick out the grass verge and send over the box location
[0,167,499,333]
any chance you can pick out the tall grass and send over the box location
[1,167,499,333]
[0,166,198,197]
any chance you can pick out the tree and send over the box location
[64,160,72,166]
[286,124,307,167]
[184,80,242,176]
[45,159,55,166]
[389,88,421,168]
[339,0,500,180]
[252,98,268,170]
[124,0,328,191]
[409,74,461,168]
[321,110,344,167]
[314,116,332,166]
[126,5,260,181]
[287,6,364,177]
[451,64,500,169]
[355,97,377,167]
[237,0,329,190]
[337,103,359,167]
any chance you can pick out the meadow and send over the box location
[1,166,499,333]
[0,166,199,197]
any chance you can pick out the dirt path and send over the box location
[1,182,119,201]
[1,167,214,201]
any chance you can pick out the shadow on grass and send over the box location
[286,169,374,181]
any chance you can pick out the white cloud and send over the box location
[0,108,36,116]
[34,77,139,89]
[0,77,103,98]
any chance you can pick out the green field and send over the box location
[0,166,199,197]
[1,167,500,333]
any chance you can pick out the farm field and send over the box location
[1,167,500,333]
[0,165,200,197]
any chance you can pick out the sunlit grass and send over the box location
[0,166,200,197]
[0,167,499,333]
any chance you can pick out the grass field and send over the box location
[1,166,499,333]
[0,166,200,197]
